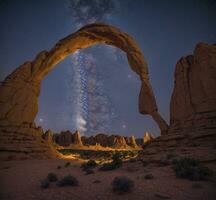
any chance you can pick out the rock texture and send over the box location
[170,43,216,132]
[139,43,216,163]
[0,124,59,160]
[52,130,83,147]
[143,132,154,144]
[81,133,139,149]
[72,130,83,146]
[0,23,168,134]
[125,136,138,147]
[54,131,72,146]
[140,130,216,163]
[42,129,53,145]
[109,135,128,149]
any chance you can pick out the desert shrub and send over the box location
[57,175,78,187]
[81,159,98,171]
[100,153,123,171]
[112,176,134,194]
[47,172,58,182]
[172,158,213,181]
[64,162,70,168]
[144,174,154,179]
[112,152,123,166]
[85,169,95,175]
[40,179,50,189]
[112,152,123,161]
[99,162,118,171]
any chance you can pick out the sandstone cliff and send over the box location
[170,43,216,132]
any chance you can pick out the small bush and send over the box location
[40,179,49,189]
[112,176,134,194]
[99,162,117,171]
[99,160,122,171]
[57,175,78,187]
[112,152,122,160]
[47,173,58,182]
[100,153,123,171]
[172,158,213,181]
[81,160,97,171]
[65,162,71,168]
[144,174,154,179]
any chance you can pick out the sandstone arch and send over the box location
[0,23,168,134]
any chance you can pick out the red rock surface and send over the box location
[170,43,216,132]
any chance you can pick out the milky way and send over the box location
[66,0,117,135]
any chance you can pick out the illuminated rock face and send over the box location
[143,132,154,144]
[125,136,138,147]
[0,23,168,134]
[109,135,128,148]
[81,133,139,149]
[72,130,83,146]
[0,125,59,160]
[170,43,216,132]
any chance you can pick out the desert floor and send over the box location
[0,158,216,200]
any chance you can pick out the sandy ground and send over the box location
[0,159,216,200]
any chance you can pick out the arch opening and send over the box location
[0,23,169,134]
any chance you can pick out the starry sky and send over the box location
[0,0,215,137]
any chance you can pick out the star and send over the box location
[122,124,126,129]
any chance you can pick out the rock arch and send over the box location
[0,23,168,134]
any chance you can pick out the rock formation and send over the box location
[52,130,83,147]
[81,133,139,149]
[0,23,168,135]
[140,43,216,163]
[54,131,72,146]
[0,22,215,160]
[109,135,128,149]
[125,136,138,147]
[72,130,83,146]
[43,129,53,145]
[170,43,216,133]
[143,132,154,144]
[0,124,59,160]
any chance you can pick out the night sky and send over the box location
[0,0,215,137]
